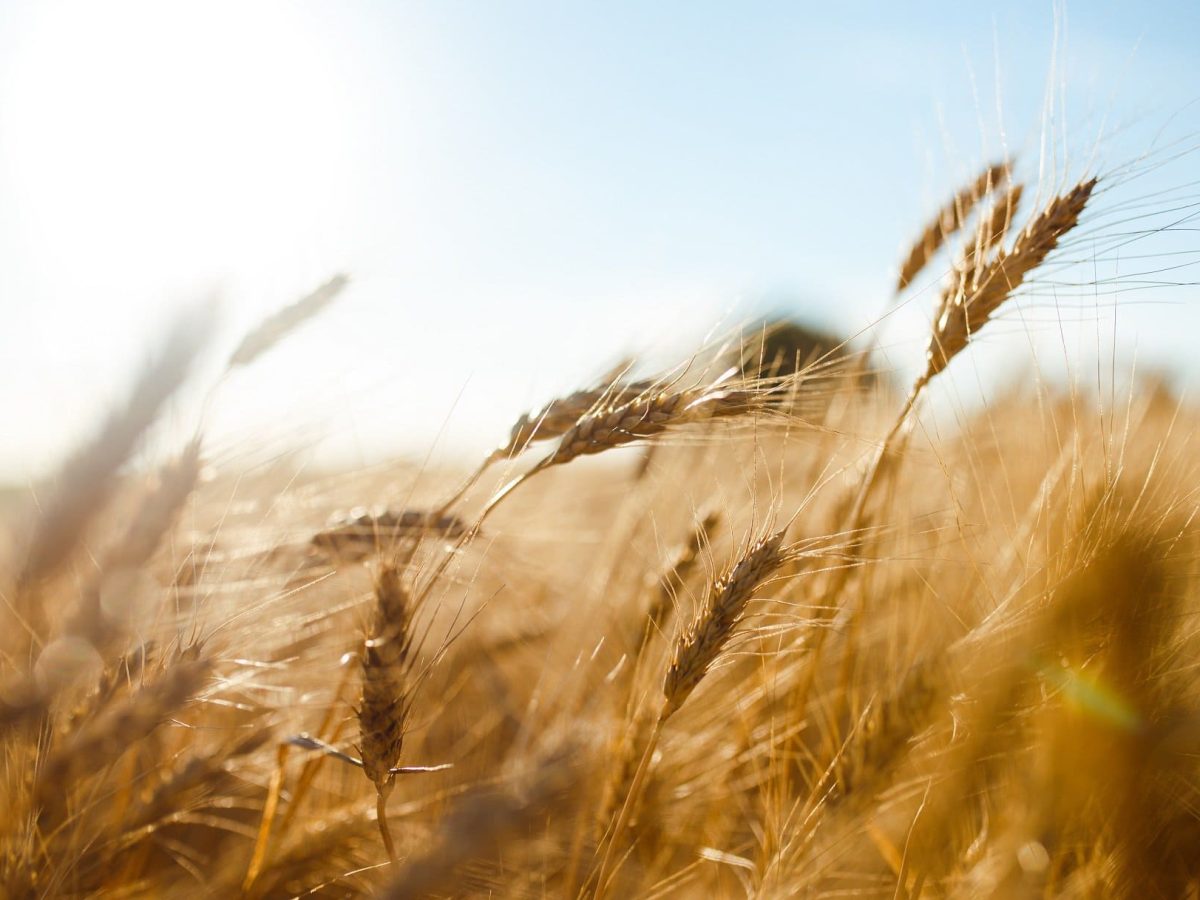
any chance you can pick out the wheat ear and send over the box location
[226,274,349,369]
[896,160,1010,291]
[358,562,417,862]
[849,178,1097,535]
[814,179,1098,728]
[924,178,1095,381]
[595,527,790,896]
[434,377,654,514]
[662,527,789,717]
[483,384,764,517]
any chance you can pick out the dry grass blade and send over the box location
[227,273,349,369]
[896,160,1010,291]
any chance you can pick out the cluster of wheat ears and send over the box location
[2,149,1199,899]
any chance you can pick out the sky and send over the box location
[1,1,1198,480]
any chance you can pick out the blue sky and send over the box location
[1,1,1198,478]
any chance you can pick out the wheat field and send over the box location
[3,154,1199,899]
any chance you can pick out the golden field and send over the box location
[3,162,1199,899]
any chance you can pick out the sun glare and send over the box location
[0,0,361,474]
[1,0,354,296]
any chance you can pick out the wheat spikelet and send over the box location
[227,274,349,369]
[434,376,654,513]
[663,526,788,719]
[896,160,1009,291]
[593,530,790,895]
[480,383,766,517]
[924,178,1096,381]
[928,183,1026,348]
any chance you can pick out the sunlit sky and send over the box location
[2,1,1198,480]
